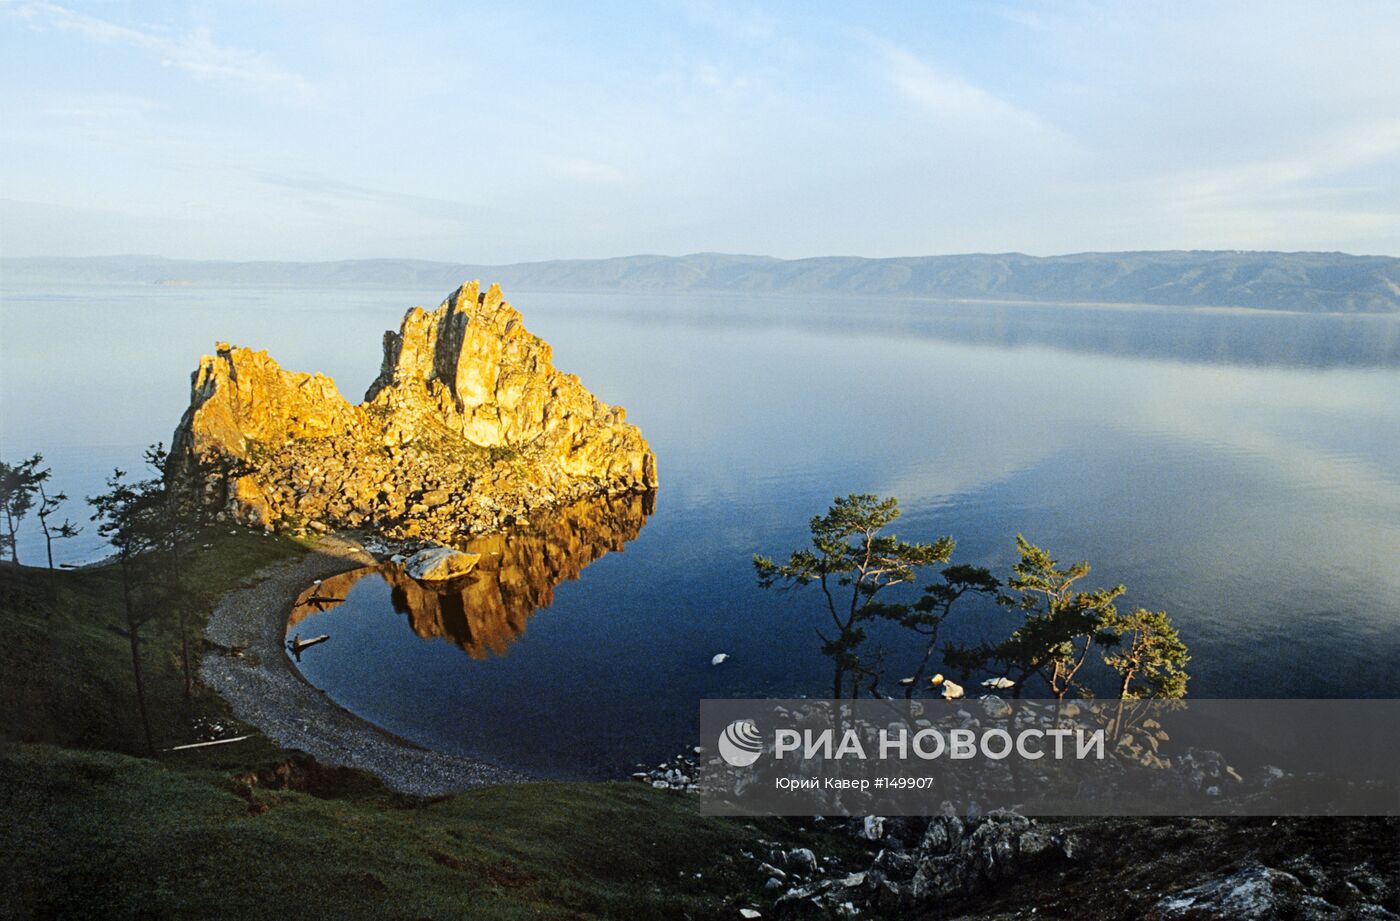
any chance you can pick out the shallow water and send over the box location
[3,284,1399,777]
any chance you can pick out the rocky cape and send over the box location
[170,282,657,543]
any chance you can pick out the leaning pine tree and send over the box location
[143,443,202,699]
[993,536,1124,700]
[89,469,166,754]
[0,453,46,565]
[1104,607,1190,700]
[37,480,82,573]
[754,494,953,699]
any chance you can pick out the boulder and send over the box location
[403,547,482,582]
[1146,863,1339,920]
[785,848,819,874]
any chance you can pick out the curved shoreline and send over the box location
[200,535,528,794]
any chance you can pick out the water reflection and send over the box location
[287,491,653,659]
[565,296,1400,369]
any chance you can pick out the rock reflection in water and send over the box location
[287,491,653,658]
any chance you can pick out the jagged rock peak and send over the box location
[368,281,542,406]
[171,282,656,543]
[362,281,642,468]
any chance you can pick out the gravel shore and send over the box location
[201,535,528,794]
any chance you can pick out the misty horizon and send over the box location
[9,246,1400,261]
[8,250,1397,313]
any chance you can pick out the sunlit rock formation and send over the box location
[170,282,657,542]
[287,492,652,658]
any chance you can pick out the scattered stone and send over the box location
[631,751,702,792]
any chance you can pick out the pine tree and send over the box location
[1104,607,1190,700]
[37,481,82,572]
[755,494,954,699]
[0,453,47,564]
[994,536,1124,700]
[89,468,166,754]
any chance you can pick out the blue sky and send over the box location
[2,0,1398,261]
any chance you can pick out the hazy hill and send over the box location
[3,251,1398,312]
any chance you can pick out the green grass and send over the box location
[0,526,303,760]
[0,743,825,921]
[0,531,850,920]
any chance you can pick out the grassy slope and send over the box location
[0,528,301,762]
[0,744,819,921]
[0,531,842,920]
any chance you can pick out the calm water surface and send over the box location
[3,284,1399,777]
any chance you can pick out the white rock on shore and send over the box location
[404,546,482,581]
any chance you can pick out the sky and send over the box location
[1,0,1398,262]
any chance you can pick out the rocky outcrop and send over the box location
[861,810,1076,911]
[171,282,656,542]
[736,812,1398,921]
[730,810,1078,919]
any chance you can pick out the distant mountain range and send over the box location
[4,251,1398,312]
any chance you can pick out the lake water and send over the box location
[3,283,1399,777]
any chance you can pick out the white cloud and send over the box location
[5,1,319,103]
[1168,117,1400,208]
[880,44,1064,143]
